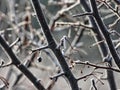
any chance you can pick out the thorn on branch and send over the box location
[77,73,93,81]
[50,72,65,80]
[73,12,93,17]
[31,46,49,53]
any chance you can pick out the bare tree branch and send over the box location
[30,0,79,90]
[90,0,120,69]
[0,35,45,90]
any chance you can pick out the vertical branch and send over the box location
[89,0,120,69]
[0,36,45,90]
[80,0,116,90]
[30,0,79,90]
[80,0,107,58]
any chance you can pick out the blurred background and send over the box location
[0,0,120,90]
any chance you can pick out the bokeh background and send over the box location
[0,0,120,90]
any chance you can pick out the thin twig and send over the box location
[10,38,20,48]
[73,12,93,17]
[49,0,80,30]
[55,21,93,29]
[74,60,120,73]
[0,63,12,68]
[32,46,49,53]
[50,72,65,80]
[77,73,93,81]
